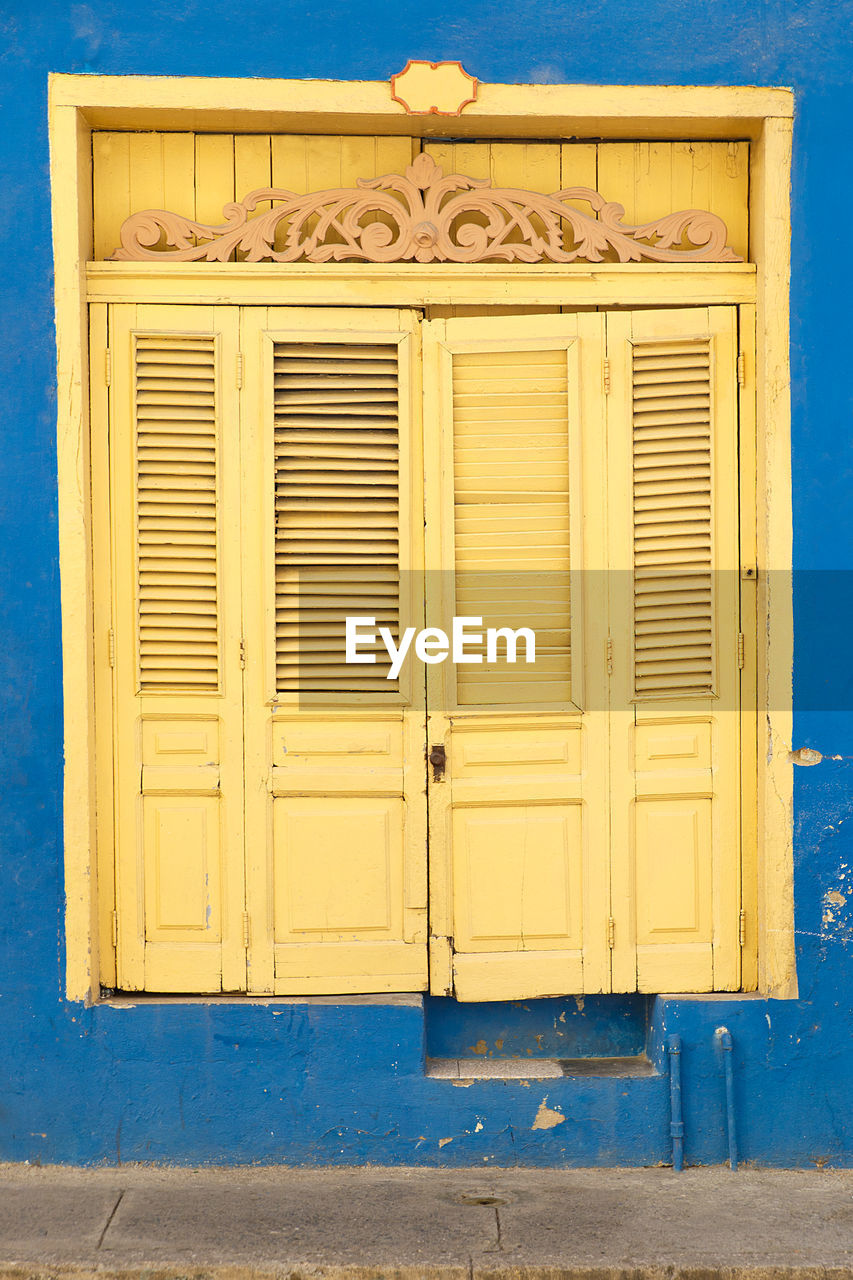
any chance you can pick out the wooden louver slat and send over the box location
[452,348,571,706]
[135,335,219,691]
[632,339,714,698]
[274,342,400,693]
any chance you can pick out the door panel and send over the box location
[607,307,742,993]
[239,307,428,996]
[107,304,246,993]
[423,312,611,999]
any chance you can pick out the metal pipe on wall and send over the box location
[667,1034,684,1172]
[716,1026,738,1170]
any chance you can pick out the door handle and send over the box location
[428,744,446,783]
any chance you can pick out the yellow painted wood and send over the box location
[128,132,165,225]
[423,311,610,999]
[54,73,792,139]
[108,303,246,992]
[234,134,272,201]
[269,135,417,250]
[239,307,427,996]
[738,303,759,991]
[87,262,758,308]
[90,302,117,988]
[606,306,743,994]
[57,76,792,1002]
[560,143,598,232]
[597,141,748,259]
[454,950,584,1001]
[194,134,235,224]
[92,131,131,261]
[93,132,748,265]
[711,141,750,261]
[53,98,101,1001]
[162,133,195,227]
[751,116,795,997]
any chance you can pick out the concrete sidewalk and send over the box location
[0,1164,852,1278]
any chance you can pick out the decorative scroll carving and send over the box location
[111,153,743,265]
[390,59,478,116]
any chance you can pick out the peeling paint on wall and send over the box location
[532,1099,566,1130]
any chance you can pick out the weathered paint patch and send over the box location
[532,1098,566,1130]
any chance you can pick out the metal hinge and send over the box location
[108,628,116,667]
[240,637,247,668]
[737,632,745,669]
[236,351,244,389]
[242,912,251,948]
[738,909,747,947]
[105,348,112,387]
[605,636,614,676]
[607,917,615,948]
[111,910,118,948]
[737,353,745,387]
[603,358,611,395]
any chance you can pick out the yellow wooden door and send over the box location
[105,304,247,992]
[606,307,743,992]
[99,300,746,1000]
[423,313,611,1000]
[239,307,429,995]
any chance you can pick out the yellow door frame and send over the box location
[50,72,794,1003]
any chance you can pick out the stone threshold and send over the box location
[426,1055,658,1079]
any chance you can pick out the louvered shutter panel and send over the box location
[632,339,714,698]
[608,307,742,997]
[135,335,219,691]
[273,341,400,693]
[108,307,245,996]
[451,347,572,705]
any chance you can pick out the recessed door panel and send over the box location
[452,804,582,949]
[273,797,404,940]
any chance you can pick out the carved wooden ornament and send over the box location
[111,153,743,265]
[390,59,478,116]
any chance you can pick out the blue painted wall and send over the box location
[1,0,852,1167]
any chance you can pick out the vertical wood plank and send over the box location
[423,139,457,178]
[89,302,117,988]
[375,134,419,174]
[128,132,165,222]
[597,142,638,224]
[161,133,196,226]
[234,134,272,199]
[92,131,130,260]
[271,135,308,252]
[305,133,343,191]
[452,141,491,183]
[195,134,235,262]
[271,134,308,192]
[560,143,598,255]
[670,141,712,218]
[711,140,750,260]
[490,141,561,191]
[194,133,235,225]
[632,141,673,226]
[738,301,759,991]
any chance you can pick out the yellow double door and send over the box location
[97,301,751,998]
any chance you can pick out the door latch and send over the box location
[428,743,446,783]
